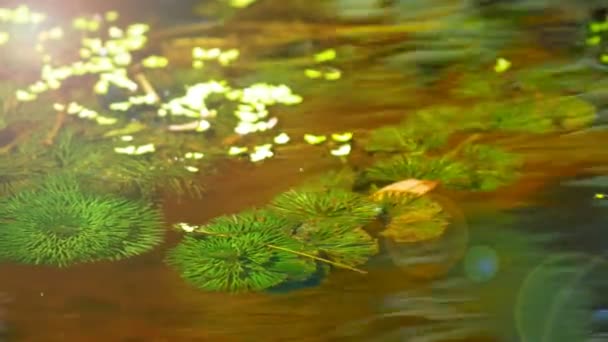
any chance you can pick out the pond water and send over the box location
[1,1,608,341]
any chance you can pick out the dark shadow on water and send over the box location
[266,263,329,294]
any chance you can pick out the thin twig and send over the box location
[133,71,161,103]
[43,109,66,146]
[444,133,482,158]
[267,244,368,274]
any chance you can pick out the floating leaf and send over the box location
[372,178,439,199]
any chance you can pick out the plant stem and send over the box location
[445,133,482,159]
[267,244,367,274]
[193,229,368,274]
[43,109,66,146]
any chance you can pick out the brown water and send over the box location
[2,1,608,341]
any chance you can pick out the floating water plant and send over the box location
[292,219,378,267]
[364,106,459,153]
[0,176,164,267]
[298,167,358,192]
[363,154,470,189]
[459,144,523,191]
[365,124,448,153]
[269,189,381,228]
[166,211,317,292]
[484,96,596,133]
[363,137,522,192]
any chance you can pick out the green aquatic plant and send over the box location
[486,101,556,133]
[43,131,205,199]
[0,154,48,196]
[481,96,596,133]
[0,176,164,267]
[297,167,358,192]
[460,144,522,191]
[375,193,451,243]
[363,142,522,191]
[451,72,504,100]
[363,154,470,188]
[293,219,378,266]
[166,211,317,293]
[0,128,56,196]
[269,189,381,228]
[196,209,298,235]
[365,124,450,153]
[365,106,461,153]
[98,155,206,199]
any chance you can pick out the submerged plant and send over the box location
[97,154,206,200]
[375,193,451,243]
[0,176,164,267]
[44,131,206,200]
[166,211,316,293]
[269,189,381,228]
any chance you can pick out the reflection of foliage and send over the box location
[515,253,600,342]
[0,175,164,267]
[338,211,598,342]
[166,211,316,293]
[293,219,378,266]
[269,189,380,227]
[333,275,492,341]
[375,193,451,243]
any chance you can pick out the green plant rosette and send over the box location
[363,154,470,188]
[269,189,381,228]
[167,210,317,293]
[292,218,379,267]
[0,176,164,267]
